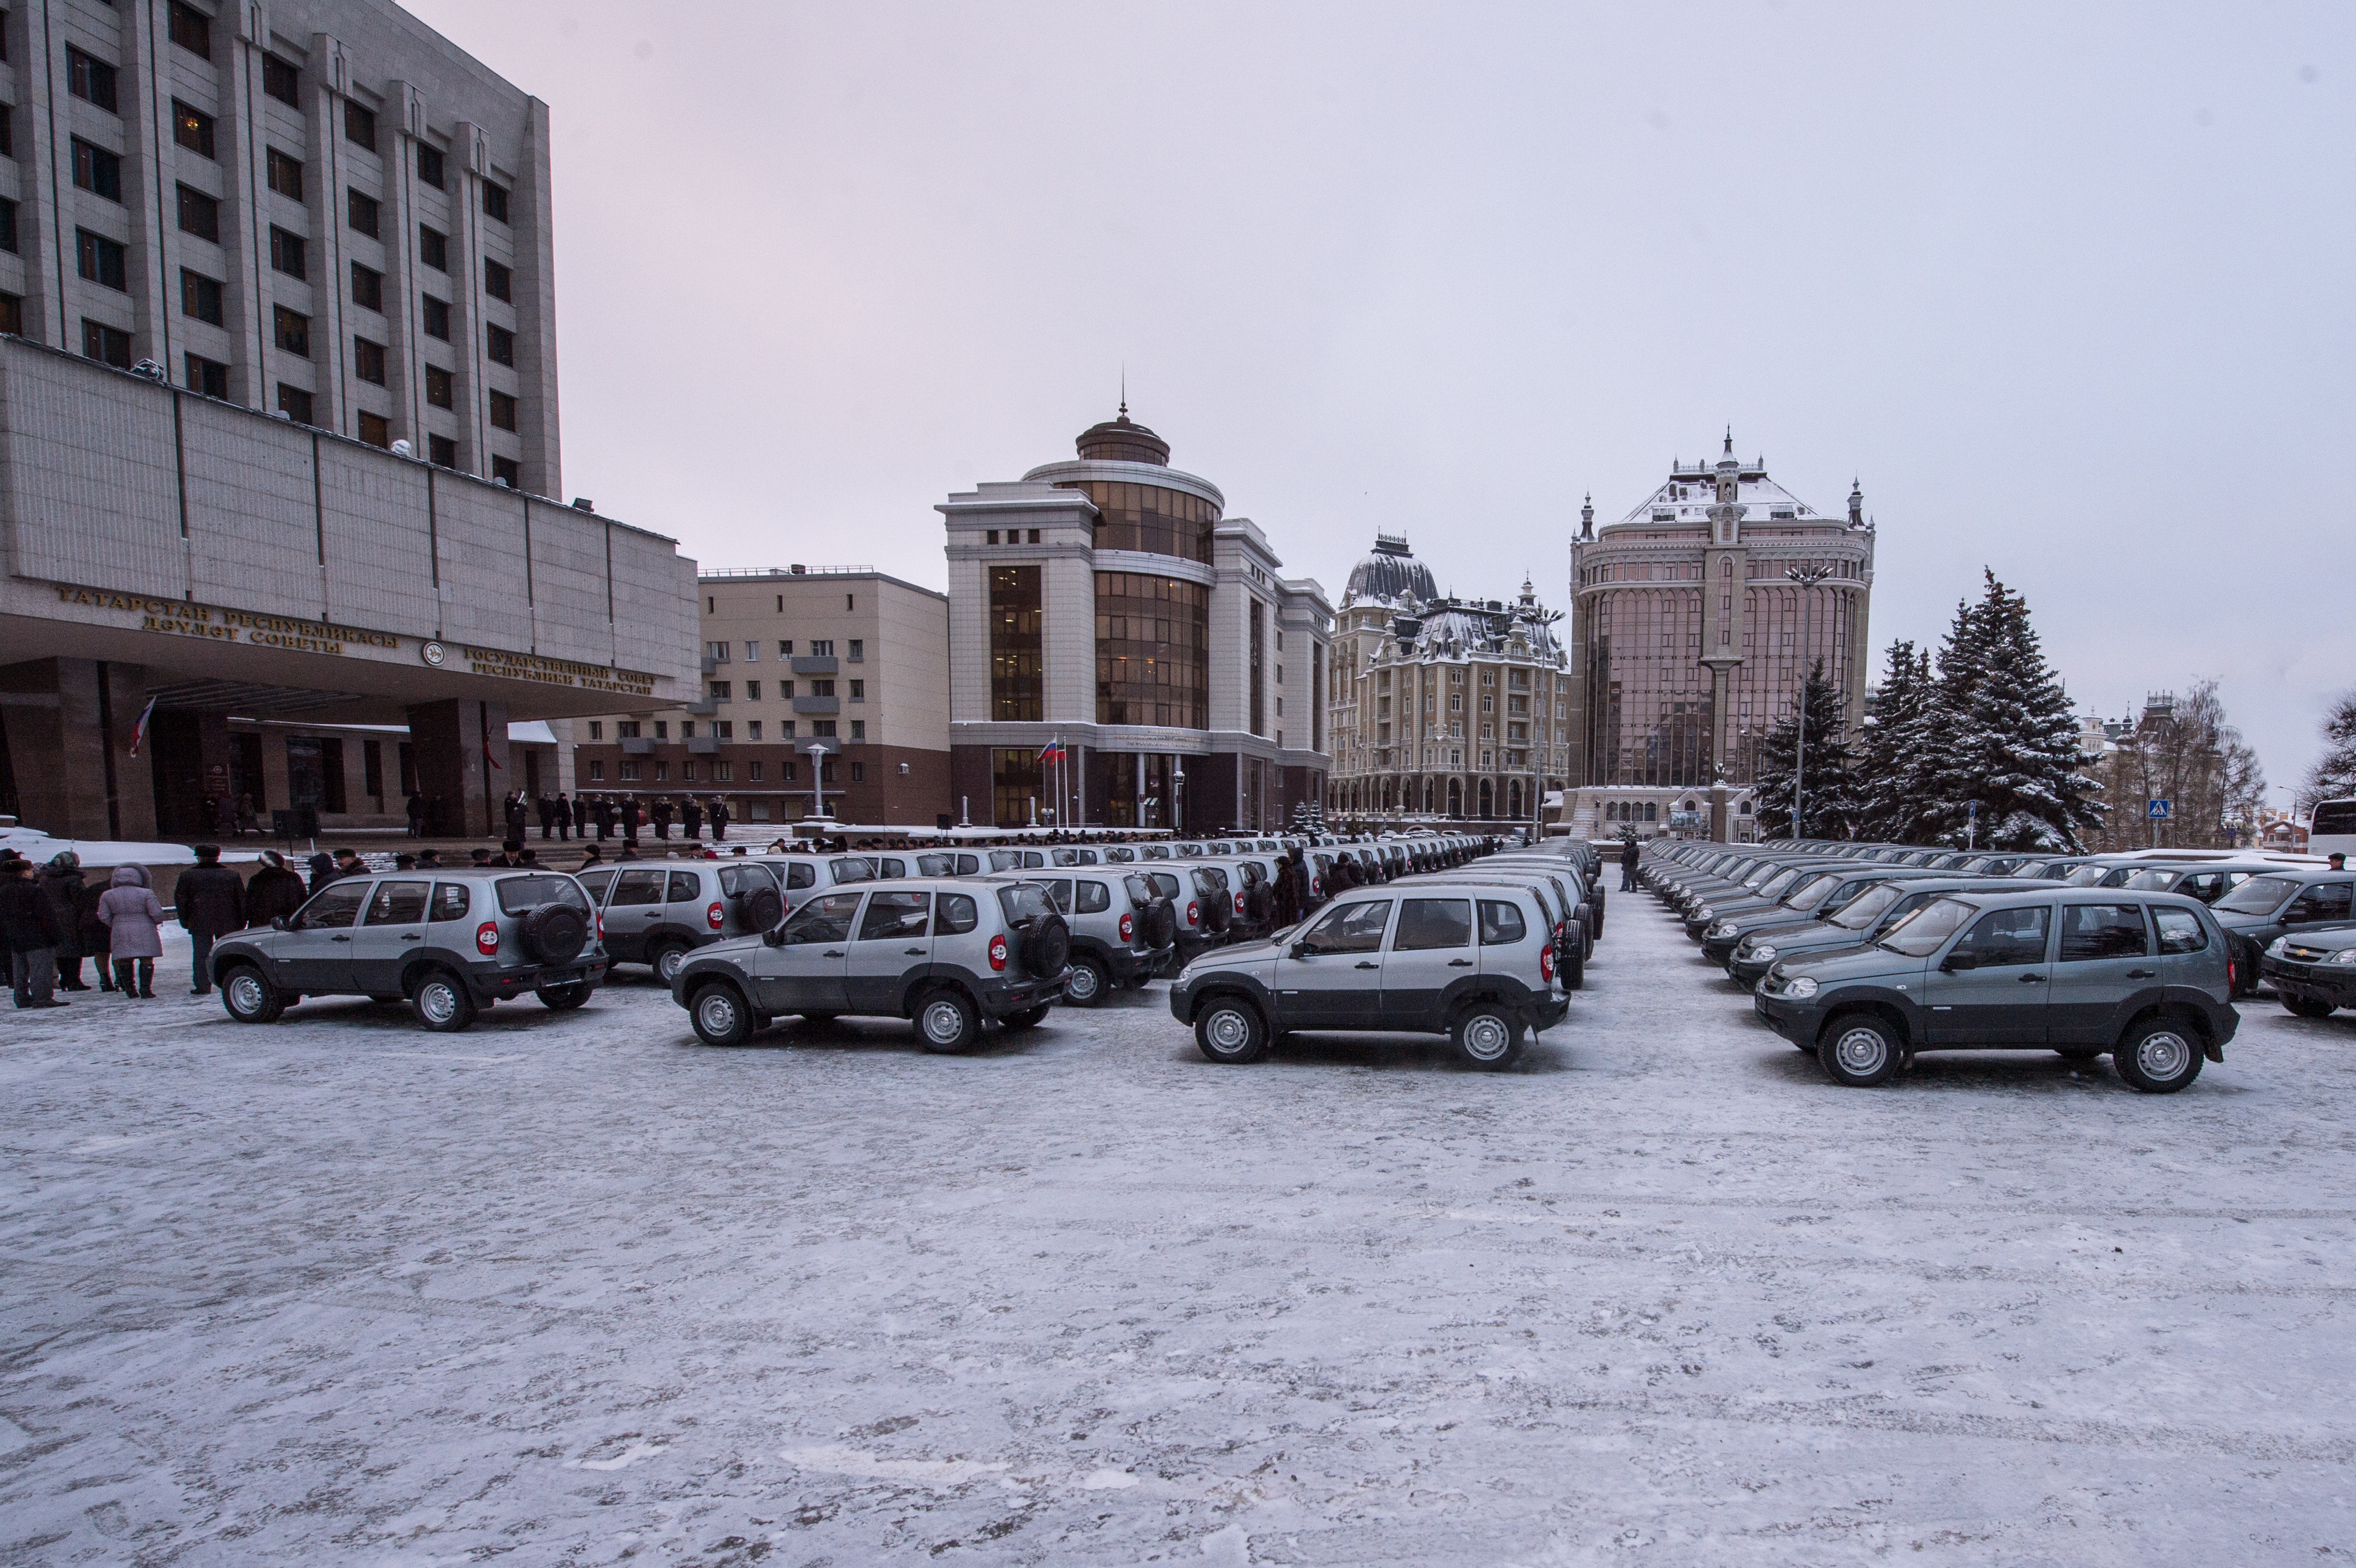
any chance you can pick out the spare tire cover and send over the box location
[1201,891,1231,933]
[741,887,784,930]
[1022,914,1071,976]
[1245,882,1273,921]
[1142,901,1178,948]
[516,902,588,966]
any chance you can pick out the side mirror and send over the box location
[272,916,290,932]
[1289,941,1314,960]
[1940,950,1978,972]
[761,927,786,947]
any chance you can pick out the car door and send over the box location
[1478,897,1543,992]
[604,867,668,961]
[1382,897,1474,1029]
[350,879,431,994]
[2046,902,2162,1046]
[1271,897,1392,1030]
[1921,904,2053,1045]
[664,869,709,945]
[278,879,371,992]
[847,890,931,1012]
[749,890,861,1015]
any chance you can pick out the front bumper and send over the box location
[1753,987,1821,1043]
[2262,957,2356,1009]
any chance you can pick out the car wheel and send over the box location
[536,981,592,1010]
[2283,995,2336,1019]
[651,943,690,986]
[1064,957,1110,1006]
[1818,1014,1898,1087]
[2115,1017,2203,1094]
[686,982,753,1045]
[1002,1004,1050,1031]
[220,964,284,1024]
[1451,1004,1523,1070]
[916,990,979,1053]
[1194,997,1268,1064]
[410,971,477,1034]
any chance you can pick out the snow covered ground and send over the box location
[3,902,2354,1566]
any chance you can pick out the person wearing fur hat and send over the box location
[244,850,309,929]
[174,845,244,996]
[38,852,94,991]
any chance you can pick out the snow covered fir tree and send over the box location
[1751,659,1859,839]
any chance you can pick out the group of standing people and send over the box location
[566,794,732,846]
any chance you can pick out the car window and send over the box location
[1193,867,1229,894]
[293,882,369,931]
[2063,865,2112,887]
[1075,879,1112,914]
[2058,903,2150,961]
[783,861,816,889]
[989,850,1024,872]
[1028,878,1073,914]
[610,868,667,907]
[1103,847,1135,862]
[997,884,1056,925]
[429,883,471,922]
[2121,869,2179,891]
[1147,872,1181,899]
[497,875,591,915]
[1300,899,1392,955]
[667,871,701,903]
[363,879,430,926]
[2096,867,2138,888]
[2173,871,2224,902]
[1050,848,1079,867]
[782,891,861,944]
[875,857,906,878]
[1952,905,2052,966]
[1393,898,1471,950]
[576,868,616,900]
[2216,875,2297,915]
[1754,868,1803,897]
[1877,897,1977,956]
[1828,882,1905,930]
[1785,874,1842,912]
[2154,908,2209,954]
[916,853,956,876]
[2290,882,2355,920]
[828,858,875,884]
[857,890,931,941]
[935,893,979,935]
[718,865,776,897]
[1479,899,1527,946]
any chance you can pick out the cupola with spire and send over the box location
[1074,402,1171,466]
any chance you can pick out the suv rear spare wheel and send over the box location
[738,886,783,931]
[1141,901,1177,949]
[1019,914,1071,978]
[515,902,589,966]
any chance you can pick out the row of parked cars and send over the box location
[1640,837,2353,1093]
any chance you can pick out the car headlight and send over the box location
[2266,936,2289,957]
[1783,976,1819,999]
[1694,906,1713,920]
[1710,922,1738,938]
[1752,943,1777,961]
[2322,949,2356,968]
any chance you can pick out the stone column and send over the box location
[406,697,508,838]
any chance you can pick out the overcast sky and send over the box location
[410,1,2353,801]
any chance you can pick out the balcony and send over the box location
[790,655,838,675]
[686,735,719,755]
[620,737,653,755]
[683,698,718,716]
[793,694,840,715]
[700,656,719,675]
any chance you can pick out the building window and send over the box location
[984,529,997,544]
[417,143,445,190]
[349,262,383,312]
[1249,599,1266,735]
[779,722,796,741]
[0,201,15,255]
[347,188,380,237]
[262,54,300,105]
[0,108,12,158]
[180,269,223,325]
[747,721,762,741]
[276,383,314,425]
[66,48,119,113]
[356,410,390,448]
[176,184,220,241]
[748,761,764,782]
[80,321,131,369]
[76,231,128,291]
[484,258,512,302]
[681,761,697,783]
[653,763,669,783]
[587,760,604,781]
[343,101,377,151]
[812,720,837,738]
[850,761,865,782]
[586,722,603,741]
[705,640,730,662]
[167,2,213,58]
[71,139,122,202]
[1094,570,1209,728]
[419,225,448,270]
[183,352,227,397]
[421,294,450,340]
[778,640,793,656]
[617,761,639,781]
[849,723,866,744]
[715,762,733,783]
[269,225,307,279]
[0,293,20,336]
[482,180,510,222]
[745,681,761,701]
[846,639,864,662]
[491,455,519,488]
[354,337,386,384]
[848,680,865,702]
[716,722,732,739]
[707,681,731,701]
[266,148,304,201]
[273,305,309,355]
[488,389,516,430]
[425,365,454,408]
[170,101,215,158]
[428,434,456,468]
[653,721,668,740]
[617,722,640,740]
[486,324,515,366]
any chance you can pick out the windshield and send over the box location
[1878,897,1976,957]
[2121,868,2182,891]
[1123,874,1157,906]
[2215,875,2298,915]
[1752,868,1804,900]
[995,885,1056,924]
[1784,873,1842,912]
[828,857,875,883]
[2063,865,2111,886]
[495,874,590,915]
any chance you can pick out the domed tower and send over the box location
[1343,533,1439,607]
[1073,404,1171,466]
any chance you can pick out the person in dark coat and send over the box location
[504,792,529,842]
[536,792,556,840]
[330,848,369,882]
[1620,831,1641,891]
[623,801,642,848]
[577,842,605,869]
[709,797,730,842]
[38,853,92,990]
[75,868,113,990]
[554,792,573,841]
[244,850,309,928]
[415,849,445,870]
[2,856,66,1008]
[406,792,427,839]
[591,796,611,841]
[306,852,337,894]
[681,797,703,841]
[173,845,246,995]
[1272,853,1302,929]
[651,797,674,841]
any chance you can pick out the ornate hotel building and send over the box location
[1563,436,1874,838]
[1325,535,1571,824]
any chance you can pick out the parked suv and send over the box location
[2260,924,2356,1017]
[672,878,1071,1051]
[1753,889,2236,1092]
[1727,875,2049,986]
[214,866,604,1032]
[1168,882,1568,1070]
[2208,870,2356,994]
[578,861,785,985]
[998,870,1173,1004]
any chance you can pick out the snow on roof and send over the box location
[1611,460,1823,529]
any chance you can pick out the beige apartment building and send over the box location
[570,567,950,830]
[0,0,560,495]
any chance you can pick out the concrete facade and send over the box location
[0,0,559,495]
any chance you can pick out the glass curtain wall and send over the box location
[1095,573,1209,728]
[989,566,1043,721]
[1056,481,1217,563]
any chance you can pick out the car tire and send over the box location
[739,887,783,931]
[1450,1003,1524,1070]
[410,970,477,1034]
[514,902,589,966]
[2283,995,2336,1019]
[536,981,592,1010]
[1064,956,1110,1006]
[1194,996,1268,1064]
[916,989,980,1053]
[220,964,285,1024]
[2115,1016,2204,1094]
[1817,1013,1898,1087]
[689,981,753,1046]
[1002,1004,1050,1031]
[651,942,690,987]
[1560,941,1585,992]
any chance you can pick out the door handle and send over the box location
[904,947,927,956]
[2127,968,2156,978]
[824,950,845,958]
[1354,961,1379,969]
[2017,972,2045,983]
[402,933,422,942]
[330,935,351,942]
[1448,958,1474,967]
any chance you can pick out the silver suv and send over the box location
[672,878,1071,1051]
[998,870,1175,1004]
[211,867,604,1032]
[1167,881,1570,1071]
[577,861,785,985]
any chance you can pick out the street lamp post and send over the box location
[1172,765,1186,835]
[808,743,830,823]
[1783,563,1835,841]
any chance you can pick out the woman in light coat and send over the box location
[96,864,165,998]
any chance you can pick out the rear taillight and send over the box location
[1540,942,1555,983]
[595,913,605,943]
[1187,900,1199,926]
[475,922,499,956]
[988,934,1008,971]
[1235,893,1246,915]
[1311,876,1322,896]
[707,900,724,931]
[1118,912,1134,942]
